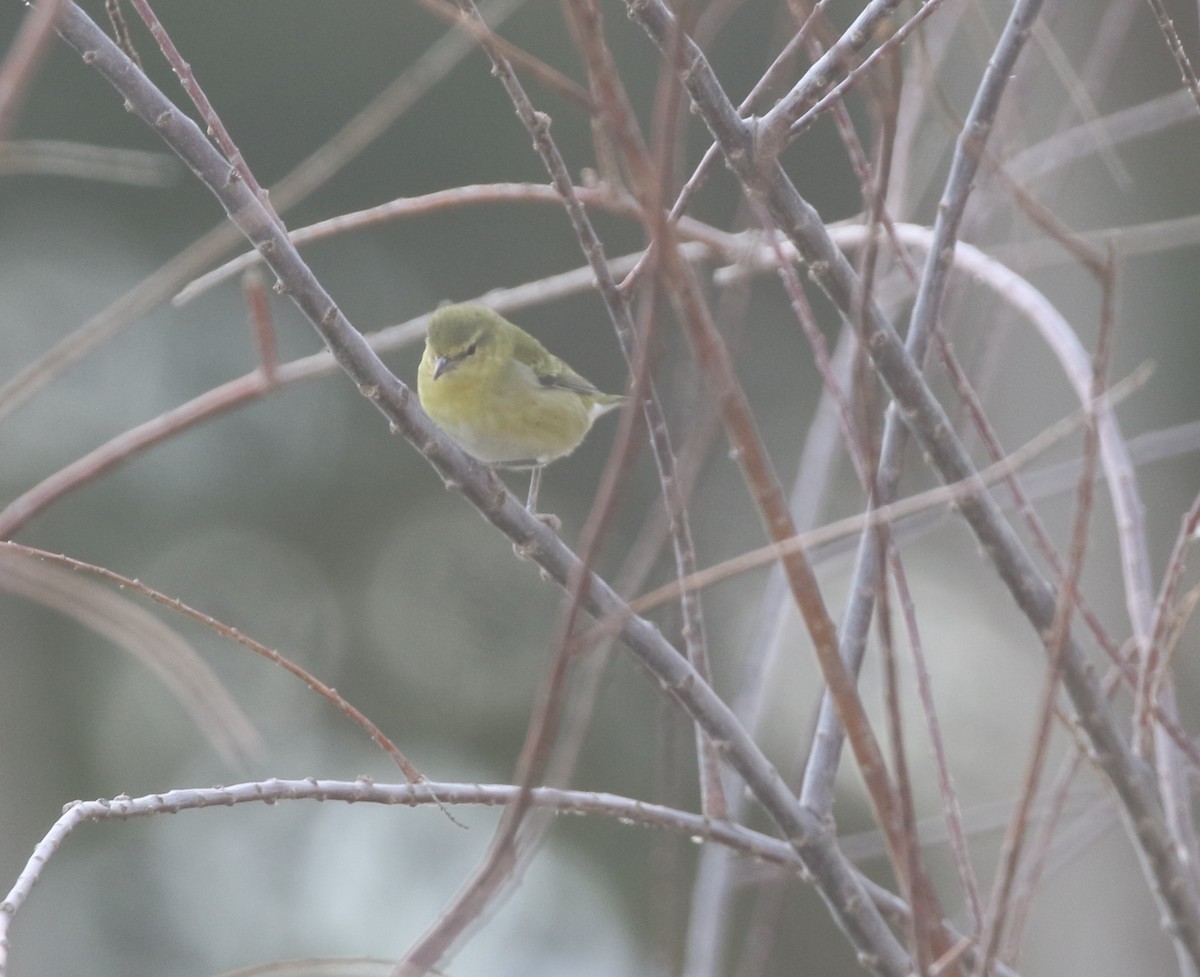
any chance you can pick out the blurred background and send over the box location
[1,1,1200,975]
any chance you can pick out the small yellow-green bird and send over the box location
[418,303,625,512]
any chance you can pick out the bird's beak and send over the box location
[433,355,455,379]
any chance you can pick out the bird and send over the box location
[417,303,625,517]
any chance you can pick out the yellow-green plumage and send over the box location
[417,304,624,468]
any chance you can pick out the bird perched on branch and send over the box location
[418,303,625,517]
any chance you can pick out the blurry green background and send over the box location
[2,1,1200,975]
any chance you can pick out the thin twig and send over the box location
[241,267,278,382]
[755,0,907,155]
[0,541,432,789]
[0,137,177,183]
[1008,88,1197,183]
[127,0,279,227]
[1137,496,1200,748]
[0,0,66,142]
[102,0,138,65]
[0,546,261,767]
[173,182,735,306]
[1144,0,1200,115]
[780,0,949,143]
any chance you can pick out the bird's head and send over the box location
[426,304,507,380]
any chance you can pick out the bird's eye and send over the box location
[464,342,478,357]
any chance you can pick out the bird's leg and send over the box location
[523,467,561,533]
[525,466,542,512]
[514,467,560,560]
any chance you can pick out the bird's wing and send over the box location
[510,328,605,397]
[539,368,604,397]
